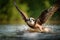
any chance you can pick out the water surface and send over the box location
[0,24,60,40]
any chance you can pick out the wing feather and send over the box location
[36,0,60,25]
[14,0,28,22]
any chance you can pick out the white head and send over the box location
[27,17,35,26]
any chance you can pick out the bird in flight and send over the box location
[14,0,60,33]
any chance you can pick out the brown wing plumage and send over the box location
[36,0,60,25]
[14,1,28,22]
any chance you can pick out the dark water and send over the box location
[0,24,60,40]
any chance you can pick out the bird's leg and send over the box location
[34,23,44,32]
[35,23,52,33]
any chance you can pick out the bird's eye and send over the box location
[33,19,35,21]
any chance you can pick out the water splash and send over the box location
[0,24,60,37]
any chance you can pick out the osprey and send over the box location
[14,0,60,33]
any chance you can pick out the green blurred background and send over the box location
[0,0,60,24]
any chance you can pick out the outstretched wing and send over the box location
[14,0,28,22]
[35,0,60,25]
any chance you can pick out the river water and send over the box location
[0,24,60,40]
